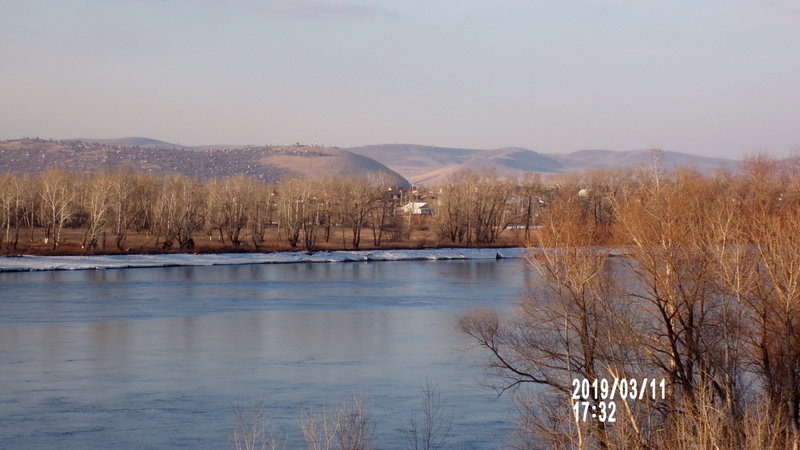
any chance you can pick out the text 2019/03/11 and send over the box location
[572,378,667,423]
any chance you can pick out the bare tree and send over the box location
[0,173,29,252]
[231,402,284,450]
[299,397,374,450]
[248,182,275,250]
[276,178,325,251]
[106,169,140,251]
[512,174,545,241]
[152,174,205,250]
[38,169,77,250]
[459,165,800,448]
[276,179,306,248]
[338,177,379,249]
[208,175,258,246]
[730,157,800,439]
[459,187,623,448]
[407,380,452,450]
[80,171,114,253]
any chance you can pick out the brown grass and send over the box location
[6,221,529,256]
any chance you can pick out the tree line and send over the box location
[460,156,800,448]
[0,169,547,254]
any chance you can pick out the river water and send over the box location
[0,259,535,449]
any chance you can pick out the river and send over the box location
[0,258,535,449]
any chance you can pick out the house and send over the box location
[387,187,404,200]
[399,202,433,215]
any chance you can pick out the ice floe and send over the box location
[0,248,526,272]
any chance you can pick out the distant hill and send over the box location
[0,138,741,187]
[405,147,565,185]
[347,144,479,177]
[64,137,197,150]
[0,138,410,187]
[258,146,410,184]
[547,149,738,173]
[348,144,739,185]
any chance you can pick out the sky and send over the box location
[1,0,799,159]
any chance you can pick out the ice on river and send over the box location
[0,247,526,272]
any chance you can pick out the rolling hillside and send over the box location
[0,138,410,187]
[346,144,480,182]
[547,149,738,173]
[64,137,197,150]
[348,144,739,185]
[0,138,741,187]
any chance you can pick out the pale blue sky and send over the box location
[1,0,798,158]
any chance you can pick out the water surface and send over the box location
[0,259,534,449]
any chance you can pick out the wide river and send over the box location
[0,259,536,449]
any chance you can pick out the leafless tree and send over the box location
[78,171,114,253]
[249,182,276,249]
[208,175,260,246]
[436,171,516,246]
[276,178,325,251]
[459,186,624,447]
[38,169,77,250]
[337,177,380,249]
[460,164,800,448]
[299,397,374,450]
[105,169,141,251]
[231,402,284,450]
[152,174,205,249]
[407,380,452,450]
[0,173,30,252]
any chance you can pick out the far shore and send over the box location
[1,226,533,258]
[0,242,527,258]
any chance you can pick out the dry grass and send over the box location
[4,222,529,256]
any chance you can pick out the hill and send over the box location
[258,146,411,184]
[346,144,480,182]
[405,147,565,185]
[348,144,739,185]
[64,137,197,150]
[547,149,738,173]
[0,138,741,187]
[0,138,410,187]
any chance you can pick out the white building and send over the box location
[399,202,433,215]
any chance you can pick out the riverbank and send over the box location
[0,226,532,257]
[0,247,527,272]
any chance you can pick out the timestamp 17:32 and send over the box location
[571,378,668,423]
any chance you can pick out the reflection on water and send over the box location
[0,260,532,449]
